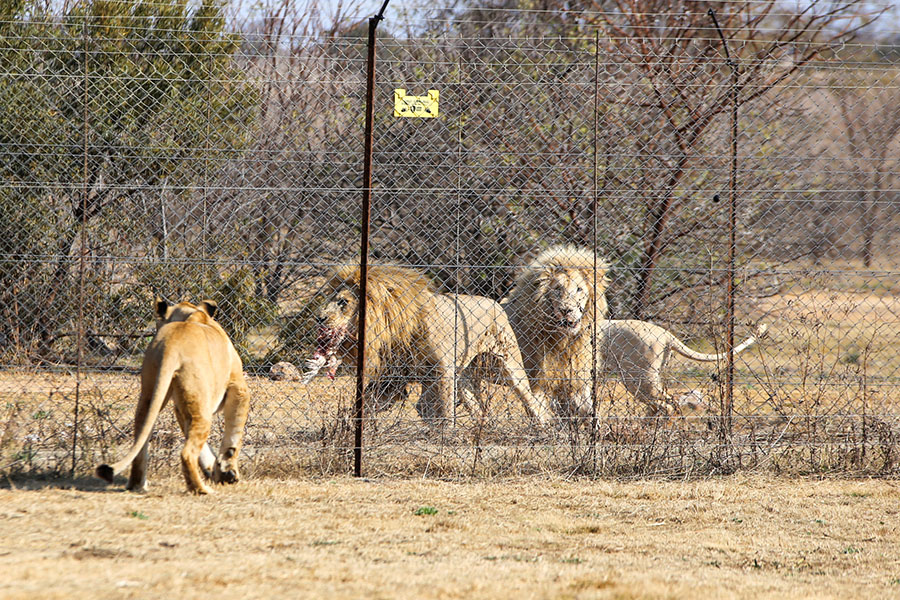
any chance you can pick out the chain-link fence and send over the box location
[3,1,900,480]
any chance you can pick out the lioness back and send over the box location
[144,318,237,406]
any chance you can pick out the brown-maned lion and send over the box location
[502,245,610,420]
[306,264,550,426]
[95,298,250,494]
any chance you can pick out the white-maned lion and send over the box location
[95,298,250,494]
[306,264,550,426]
[502,245,610,420]
[597,320,767,416]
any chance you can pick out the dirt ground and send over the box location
[1,474,898,599]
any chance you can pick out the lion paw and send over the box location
[191,483,215,495]
[213,468,240,485]
[125,481,149,493]
[213,461,240,485]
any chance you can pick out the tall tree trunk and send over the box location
[265,254,285,304]
[862,199,876,269]
[629,153,690,318]
[863,155,888,269]
[37,188,104,356]
[37,221,80,355]
[860,178,878,269]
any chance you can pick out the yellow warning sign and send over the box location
[394,89,439,118]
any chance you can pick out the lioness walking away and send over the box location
[95,298,250,494]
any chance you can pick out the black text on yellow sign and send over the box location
[394,89,439,118]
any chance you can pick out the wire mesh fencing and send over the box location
[2,1,900,480]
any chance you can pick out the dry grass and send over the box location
[1,474,899,599]
[2,284,900,597]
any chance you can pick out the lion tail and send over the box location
[668,324,768,363]
[95,352,180,483]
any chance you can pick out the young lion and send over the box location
[95,298,250,494]
[597,320,767,416]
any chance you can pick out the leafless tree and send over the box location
[215,0,370,302]
[585,0,884,316]
[834,76,900,268]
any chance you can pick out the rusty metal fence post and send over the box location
[710,8,739,464]
[354,0,391,478]
[589,29,602,469]
[72,11,90,477]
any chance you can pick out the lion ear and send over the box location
[155,296,169,319]
[200,300,218,319]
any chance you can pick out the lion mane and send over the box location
[326,263,434,378]
[503,245,610,418]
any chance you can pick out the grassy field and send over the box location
[1,474,899,599]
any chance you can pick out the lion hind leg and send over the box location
[626,368,677,419]
[213,378,250,485]
[634,371,676,417]
[181,419,215,495]
[175,392,215,495]
[456,361,485,417]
